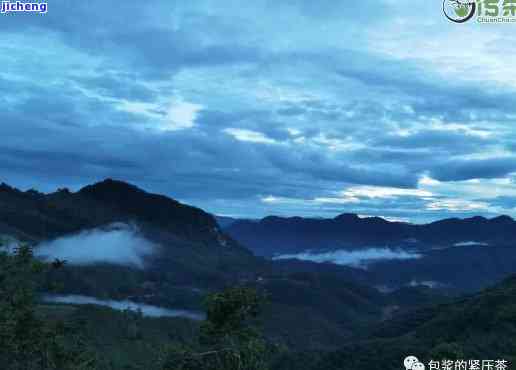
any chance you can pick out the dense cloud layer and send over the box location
[34,224,156,268]
[1,0,516,222]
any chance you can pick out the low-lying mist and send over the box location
[453,241,489,247]
[42,294,204,320]
[34,223,156,269]
[273,248,422,268]
[408,280,444,289]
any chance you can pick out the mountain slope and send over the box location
[79,179,222,244]
[277,275,516,370]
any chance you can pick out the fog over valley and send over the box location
[273,247,422,269]
[42,294,204,320]
[34,223,157,269]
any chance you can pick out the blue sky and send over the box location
[1,0,516,222]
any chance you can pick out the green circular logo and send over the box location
[443,0,476,23]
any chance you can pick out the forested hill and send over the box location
[276,275,516,370]
[0,179,240,247]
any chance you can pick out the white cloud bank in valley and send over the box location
[408,280,443,289]
[42,294,204,320]
[453,241,489,247]
[273,248,422,268]
[34,223,156,269]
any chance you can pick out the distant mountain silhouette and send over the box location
[225,213,516,256]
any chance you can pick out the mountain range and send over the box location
[2,178,516,358]
[0,179,429,350]
[224,213,516,256]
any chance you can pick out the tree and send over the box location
[429,342,465,360]
[160,286,270,370]
[0,243,97,370]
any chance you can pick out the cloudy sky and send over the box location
[2,0,516,223]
